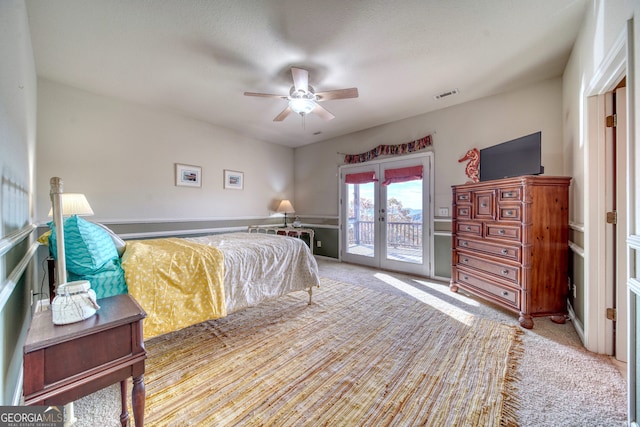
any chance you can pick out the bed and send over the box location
[46,187,320,339]
[121,232,320,339]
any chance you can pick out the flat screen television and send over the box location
[479,131,543,181]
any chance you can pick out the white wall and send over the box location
[561,0,639,356]
[35,79,295,223]
[0,0,37,405]
[562,0,637,225]
[1,1,36,223]
[295,77,565,216]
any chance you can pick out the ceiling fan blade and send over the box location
[312,104,335,121]
[273,106,293,122]
[244,92,288,99]
[291,68,309,93]
[316,87,359,101]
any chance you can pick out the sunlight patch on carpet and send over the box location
[134,277,523,426]
[374,272,476,324]
[412,278,482,307]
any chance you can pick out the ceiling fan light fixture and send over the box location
[288,97,316,115]
[244,67,358,121]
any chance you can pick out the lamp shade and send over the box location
[48,193,94,217]
[276,199,295,214]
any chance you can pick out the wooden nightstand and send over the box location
[23,294,147,427]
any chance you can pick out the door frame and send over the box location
[338,151,434,277]
[584,26,628,357]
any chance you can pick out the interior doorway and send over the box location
[606,81,628,362]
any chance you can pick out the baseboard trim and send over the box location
[567,302,585,345]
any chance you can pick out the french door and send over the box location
[340,153,432,276]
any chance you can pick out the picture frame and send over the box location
[175,163,202,187]
[224,169,244,190]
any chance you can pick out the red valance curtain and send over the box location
[382,165,423,186]
[345,171,378,184]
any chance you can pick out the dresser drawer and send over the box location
[486,223,521,242]
[455,268,520,309]
[456,191,472,203]
[456,221,481,236]
[456,237,520,262]
[473,190,495,219]
[456,205,471,219]
[498,186,522,202]
[498,204,521,221]
[456,252,520,285]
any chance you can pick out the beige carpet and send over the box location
[126,277,522,426]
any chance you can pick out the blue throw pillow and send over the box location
[49,215,119,276]
[69,259,128,299]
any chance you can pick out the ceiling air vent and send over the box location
[434,88,459,100]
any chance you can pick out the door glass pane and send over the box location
[347,182,375,257]
[385,179,423,264]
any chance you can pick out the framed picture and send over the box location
[224,169,244,190]
[175,163,202,187]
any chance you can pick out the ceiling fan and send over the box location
[244,67,359,122]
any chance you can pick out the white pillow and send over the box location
[92,222,127,257]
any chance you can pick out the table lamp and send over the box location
[276,199,295,227]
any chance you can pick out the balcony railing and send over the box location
[347,220,422,248]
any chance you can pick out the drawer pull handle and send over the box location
[462,241,468,246]
[465,226,471,231]
[460,195,468,200]
[462,258,468,263]
[481,203,487,208]
[501,269,509,275]
[463,276,469,281]
[461,209,468,215]
[498,229,505,235]
[501,249,508,254]
[502,291,509,297]
[505,192,513,197]
[506,210,514,216]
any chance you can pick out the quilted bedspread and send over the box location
[122,237,226,339]
[122,232,320,340]
[187,232,320,314]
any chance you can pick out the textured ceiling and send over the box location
[25,0,588,147]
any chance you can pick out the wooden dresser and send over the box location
[450,175,571,328]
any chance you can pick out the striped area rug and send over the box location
[136,277,522,426]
